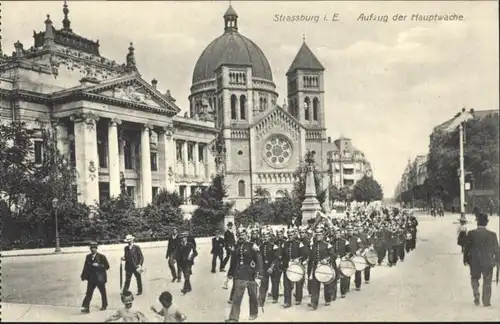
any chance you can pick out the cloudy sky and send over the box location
[3,1,498,197]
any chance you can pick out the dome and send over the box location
[192,6,273,84]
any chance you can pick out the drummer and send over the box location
[307,225,336,310]
[346,225,363,292]
[281,227,308,308]
[331,226,350,299]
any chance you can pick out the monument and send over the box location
[301,164,322,224]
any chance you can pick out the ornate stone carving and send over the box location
[49,54,60,76]
[70,112,99,131]
[89,161,97,181]
[168,166,174,181]
[109,118,122,126]
[262,135,293,169]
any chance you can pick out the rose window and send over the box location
[263,135,293,168]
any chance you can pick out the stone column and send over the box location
[140,124,153,207]
[193,142,199,177]
[54,120,69,161]
[205,145,215,180]
[182,140,188,176]
[108,118,121,198]
[158,126,176,192]
[70,112,100,207]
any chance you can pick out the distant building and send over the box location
[326,136,373,189]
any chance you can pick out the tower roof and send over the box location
[287,42,324,75]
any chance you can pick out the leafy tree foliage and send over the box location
[352,175,383,202]
[426,113,499,209]
[191,175,233,236]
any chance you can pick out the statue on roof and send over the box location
[125,42,137,72]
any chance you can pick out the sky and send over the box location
[2,1,499,197]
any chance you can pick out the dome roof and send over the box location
[192,6,273,84]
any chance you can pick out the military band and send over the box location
[223,205,420,321]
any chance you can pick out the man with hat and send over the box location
[176,231,198,294]
[463,212,500,307]
[307,225,336,310]
[258,228,281,306]
[122,234,144,295]
[221,222,236,271]
[281,227,309,308]
[166,227,182,282]
[80,242,110,313]
[226,227,263,322]
[211,229,225,273]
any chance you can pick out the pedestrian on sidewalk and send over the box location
[150,291,187,322]
[463,213,500,307]
[166,228,182,283]
[211,230,225,273]
[80,241,109,313]
[122,234,144,296]
[105,291,148,322]
[176,232,198,295]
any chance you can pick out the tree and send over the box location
[190,175,233,236]
[352,175,383,202]
[272,190,300,225]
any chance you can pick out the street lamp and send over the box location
[52,197,61,253]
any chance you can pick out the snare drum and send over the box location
[315,264,336,284]
[364,250,378,266]
[339,259,356,277]
[351,255,368,271]
[286,263,305,282]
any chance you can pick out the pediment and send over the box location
[83,75,181,115]
[252,106,304,141]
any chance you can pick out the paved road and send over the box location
[2,213,499,322]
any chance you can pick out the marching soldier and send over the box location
[226,227,263,322]
[211,230,225,273]
[250,228,262,246]
[176,232,198,295]
[387,223,399,267]
[221,222,236,272]
[398,222,407,262]
[281,227,309,308]
[331,227,350,299]
[307,226,336,310]
[359,226,375,284]
[299,227,313,297]
[463,213,499,307]
[258,229,281,306]
[346,225,363,291]
[374,224,387,265]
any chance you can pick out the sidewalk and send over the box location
[0,302,162,322]
[1,237,212,258]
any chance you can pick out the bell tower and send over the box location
[286,39,325,129]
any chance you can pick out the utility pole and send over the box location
[459,121,466,217]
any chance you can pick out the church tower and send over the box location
[286,40,325,129]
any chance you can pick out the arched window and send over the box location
[240,95,246,120]
[313,98,319,121]
[238,180,246,197]
[263,189,271,202]
[230,94,237,120]
[304,97,310,121]
[259,97,264,111]
[275,190,285,200]
[264,98,268,110]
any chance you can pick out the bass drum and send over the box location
[364,250,378,266]
[286,263,305,283]
[351,255,368,271]
[315,264,336,284]
[339,259,356,277]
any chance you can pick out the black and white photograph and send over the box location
[0,0,499,322]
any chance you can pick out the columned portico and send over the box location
[182,140,188,175]
[193,142,199,176]
[108,118,121,198]
[54,120,69,161]
[140,124,153,207]
[70,112,100,206]
[158,126,176,192]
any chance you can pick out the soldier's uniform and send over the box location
[281,229,309,308]
[397,225,406,261]
[374,226,387,265]
[359,227,374,283]
[347,228,363,291]
[300,229,313,297]
[226,228,263,322]
[258,230,281,305]
[307,227,336,310]
[331,230,350,299]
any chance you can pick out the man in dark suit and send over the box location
[211,230,225,273]
[221,222,236,271]
[464,213,500,307]
[121,234,144,295]
[80,242,109,313]
[176,232,198,294]
[166,227,182,283]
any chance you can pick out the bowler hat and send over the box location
[89,241,98,248]
[124,234,135,242]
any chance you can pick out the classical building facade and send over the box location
[0,4,374,211]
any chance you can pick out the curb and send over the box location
[1,237,213,258]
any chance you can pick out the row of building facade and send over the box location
[0,4,373,211]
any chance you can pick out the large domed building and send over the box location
[0,4,373,212]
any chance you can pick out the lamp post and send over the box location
[52,197,61,253]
